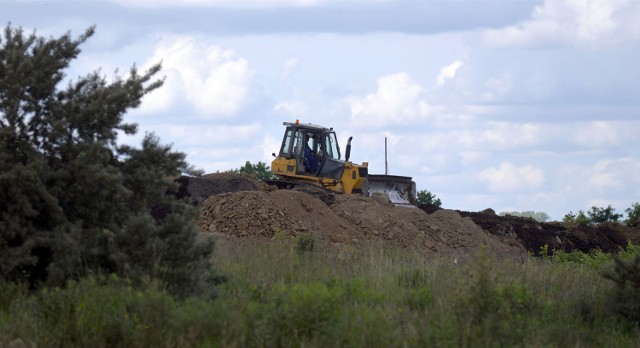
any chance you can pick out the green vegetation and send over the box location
[564,204,630,226]
[4,23,640,347]
[3,241,640,347]
[625,202,640,227]
[588,205,623,223]
[542,242,640,270]
[604,255,640,322]
[564,209,592,225]
[500,211,550,222]
[0,25,218,297]
[415,189,442,207]
[227,160,277,181]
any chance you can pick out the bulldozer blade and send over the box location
[362,175,416,207]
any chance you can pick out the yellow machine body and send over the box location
[270,120,416,206]
[270,121,370,194]
[271,155,368,194]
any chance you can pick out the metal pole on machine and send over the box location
[385,137,388,175]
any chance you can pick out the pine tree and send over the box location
[603,256,640,322]
[0,25,218,297]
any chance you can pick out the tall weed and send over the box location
[2,240,640,347]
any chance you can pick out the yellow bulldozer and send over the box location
[270,120,416,206]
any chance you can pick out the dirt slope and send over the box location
[177,173,639,255]
[191,174,523,255]
[453,209,640,254]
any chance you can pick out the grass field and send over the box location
[2,237,640,347]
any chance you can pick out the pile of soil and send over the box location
[330,195,523,254]
[175,173,265,205]
[194,173,524,255]
[175,173,639,255]
[453,209,640,254]
[199,190,356,244]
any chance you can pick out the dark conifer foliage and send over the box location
[0,25,217,297]
[604,255,640,322]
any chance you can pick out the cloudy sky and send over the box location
[3,0,639,219]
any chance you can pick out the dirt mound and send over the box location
[178,175,636,255]
[199,190,356,243]
[175,173,264,205]
[564,223,640,253]
[331,195,523,254]
[199,189,524,255]
[454,210,640,254]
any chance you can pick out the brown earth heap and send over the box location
[181,173,639,255]
[453,209,640,254]
[175,173,266,205]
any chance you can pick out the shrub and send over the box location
[405,288,434,311]
[456,254,538,346]
[0,275,226,347]
[618,242,640,260]
[588,205,623,224]
[603,255,640,322]
[228,161,276,181]
[625,202,640,227]
[0,24,217,297]
[552,249,612,270]
[295,232,316,255]
[563,210,591,226]
[415,190,442,207]
[565,205,625,225]
[249,282,343,346]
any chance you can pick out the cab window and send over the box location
[325,132,340,159]
[279,128,293,157]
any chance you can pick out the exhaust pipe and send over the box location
[345,136,353,162]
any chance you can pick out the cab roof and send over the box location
[283,121,333,132]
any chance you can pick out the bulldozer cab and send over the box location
[277,122,344,179]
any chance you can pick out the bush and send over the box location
[295,232,316,255]
[0,25,218,297]
[588,205,622,224]
[625,202,640,227]
[0,275,225,347]
[228,161,276,181]
[618,242,640,260]
[455,253,538,346]
[563,210,591,226]
[248,282,344,346]
[415,190,442,207]
[551,248,612,270]
[603,255,640,322]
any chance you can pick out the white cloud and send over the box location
[281,57,300,79]
[478,162,545,193]
[571,120,637,148]
[587,158,640,191]
[458,151,490,166]
[481,75,512,101]
[274,101,307,117]
[139,35,254,117]
[436,60,464,86]
[261,133,281,161]
[453,122,542,151]
[484,0,640,47]
[145,123,261,147]
[113,0,328,8]
[349,72,431,127]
